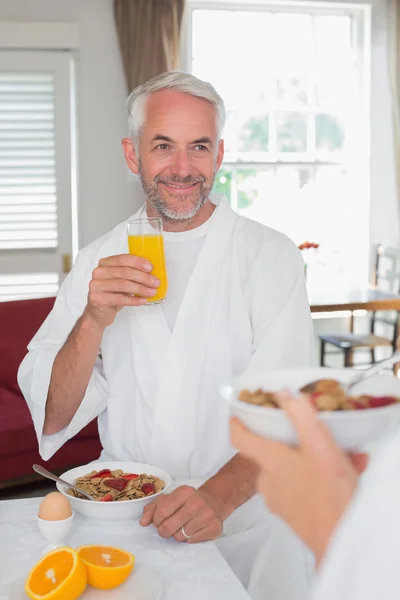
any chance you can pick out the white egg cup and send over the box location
[37,512,74,555]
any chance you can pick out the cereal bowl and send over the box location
[56,461,172,521]
[221,367,400,451]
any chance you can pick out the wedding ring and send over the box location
[181,525,192,539]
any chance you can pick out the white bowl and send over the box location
[56,461,172,521]
[221,367,400,451]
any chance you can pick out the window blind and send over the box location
[0,73,58,250]
[0,272,59,301]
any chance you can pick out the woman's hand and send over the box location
[230,391,368,565]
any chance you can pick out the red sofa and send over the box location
[0,297,101,487]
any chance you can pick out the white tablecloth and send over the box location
[0,498,250,600]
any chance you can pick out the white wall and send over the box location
[0,0,144,248]
[370,0,399,248]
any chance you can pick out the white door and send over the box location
[0,50,75,300]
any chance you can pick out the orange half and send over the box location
[76,545,134,590]
[25,547,87,600]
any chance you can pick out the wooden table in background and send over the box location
[309,288,400,316]
[308,288,400,365]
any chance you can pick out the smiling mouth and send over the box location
[159,181,200,189]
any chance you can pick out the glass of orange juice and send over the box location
[127,217,168,304]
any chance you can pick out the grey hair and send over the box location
[126,71,225,145]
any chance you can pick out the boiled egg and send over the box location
[38,492,72,521]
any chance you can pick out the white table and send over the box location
[0,498,250,600]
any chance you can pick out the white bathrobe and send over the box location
[311,428,400,600]
[18,195,315,599]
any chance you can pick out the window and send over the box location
[0,50,76,301]
[0,72,58,251]
[185,2,370,287]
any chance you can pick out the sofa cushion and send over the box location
[0,297,55,393]
[0,295,102,485]
[0,386,99,458]
[0,387,40,456]
[2,432,102,484]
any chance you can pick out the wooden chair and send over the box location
[319,245,400,368]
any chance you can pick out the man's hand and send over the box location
[230,391,368,565]
[85,254,160,328]
[140,485,223,543]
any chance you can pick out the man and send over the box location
[18,71,315,599]
[231,392,399,600]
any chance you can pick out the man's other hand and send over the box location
[140,485,223,543]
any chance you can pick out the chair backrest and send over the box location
[371,244,400,347]
[373,244,400,293]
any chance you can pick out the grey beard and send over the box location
[154,194,207,221]
[139,166,215,222]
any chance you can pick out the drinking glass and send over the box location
[127,217,168,304]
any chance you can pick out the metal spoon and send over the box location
[32,464,94,501]
[300,351,400,394]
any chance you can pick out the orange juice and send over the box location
[128,234,168,303]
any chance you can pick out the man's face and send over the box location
[124,90,224,221]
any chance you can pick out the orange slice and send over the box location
[76,545,134,590]
[25,546,87,600]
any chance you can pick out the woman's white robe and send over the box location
[311,428,400,600]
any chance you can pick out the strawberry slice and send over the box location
[141,483,155,495]
[100,493,113,502]
[123,473,139,480]
[91,469,111,479]
[348,399,368,410]
[104,478,128,491]
[368,396,398,408]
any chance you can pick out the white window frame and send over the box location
[0,23,80,299]
[0,22,81,262]
[183,1,371,167]
[183,0,372,284]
